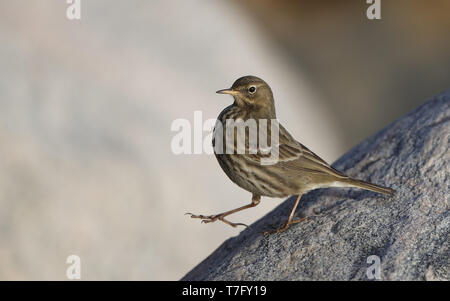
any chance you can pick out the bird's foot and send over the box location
[185,213,248,228]
[263,216,308,235]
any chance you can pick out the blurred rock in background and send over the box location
[0,0,448,280]
[0,0,341,280]
[235,0,450,145]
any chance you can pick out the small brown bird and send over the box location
[188,76,395,233]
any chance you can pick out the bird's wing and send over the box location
[279,141,348,178]
[246,124,348,179]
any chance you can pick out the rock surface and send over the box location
[182,91,450,281]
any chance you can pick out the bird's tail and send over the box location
[342,178,395,196]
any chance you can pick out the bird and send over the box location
[187,75,395,234]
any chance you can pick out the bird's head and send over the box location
[216,76,276,116]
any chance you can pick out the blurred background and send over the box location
[0,0,448,280]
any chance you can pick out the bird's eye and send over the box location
[248,86,256,94]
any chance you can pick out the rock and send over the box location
[182,91,450,281]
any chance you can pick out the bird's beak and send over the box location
[216,88,238,95]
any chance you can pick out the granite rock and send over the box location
[182,91,450,281]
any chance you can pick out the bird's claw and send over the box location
[185,212,248,228]
[263,217,308,235]
[186,213,218,222]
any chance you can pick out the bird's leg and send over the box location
[186,194,261,228]
[264,194,307,235]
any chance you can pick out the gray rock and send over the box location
[182,91,450,281]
